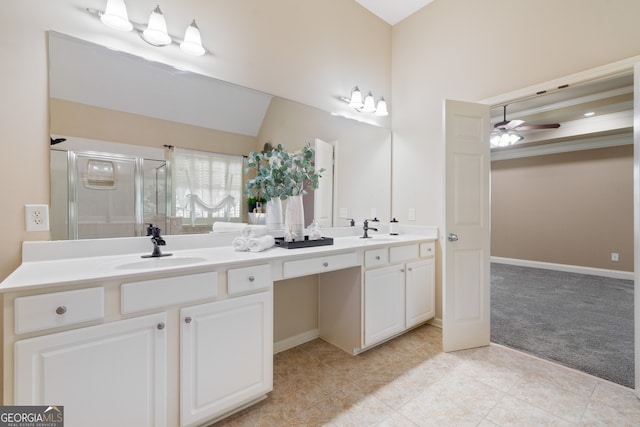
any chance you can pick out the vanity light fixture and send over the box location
[89,1,208,56]
[344,86,390,116]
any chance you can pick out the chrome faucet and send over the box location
[142,224,172,258]
[361,219,378,239]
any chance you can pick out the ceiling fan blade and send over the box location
[494,119,524,130]
[515,123,561,131]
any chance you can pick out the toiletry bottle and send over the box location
[389,218,399,235]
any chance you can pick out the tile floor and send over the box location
[213,324,640,426]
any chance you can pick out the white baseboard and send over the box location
[428,317,442,329]
[274,329,319,354]
[491,257,634,281]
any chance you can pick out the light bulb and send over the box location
[374,97,389,116]
[100,0,133,31]
[142,5,172,46]
[349,86,363,109]
[362,91,376,113]
[180,20,206,56]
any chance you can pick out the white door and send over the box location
[180,291,273,427]
[314,138,335,227]
[14,313,168,427]
[442,99,491,352]
[634,63,640,396]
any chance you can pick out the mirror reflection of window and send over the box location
[173,148,243,233]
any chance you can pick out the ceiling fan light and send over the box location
[362,91,376,113]
[180,20,206,56]
[142,5,172,46]
[349,86,364,109]
[509,132,523,144]
[100,0,133,31]
[375,97,389,116]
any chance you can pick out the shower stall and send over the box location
[50,149,169,240]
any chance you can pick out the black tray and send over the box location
[274,236,334,249]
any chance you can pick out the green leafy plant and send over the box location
[245,142,324,200]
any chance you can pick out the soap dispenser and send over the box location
[389,218,399,235]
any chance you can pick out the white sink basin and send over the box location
[115,256,208,270]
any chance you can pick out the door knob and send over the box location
[448,233,459,242]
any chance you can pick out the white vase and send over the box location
[265,198,283,232]
[284,194,305,242]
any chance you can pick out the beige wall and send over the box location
[492,144,634,271]
[392,0,640,320]
[0,0,391,281]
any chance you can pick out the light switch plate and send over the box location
[408,208,416,221]
[25,204,49,231]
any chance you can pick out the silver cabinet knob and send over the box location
[448,233,459,242]
[185,316,192,324]
[56,306,67,315]
[375,255,380,260]
[323,262,329,267]
[248,276,255,282]
[157,322,165,330]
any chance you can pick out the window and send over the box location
[173,148,243,226]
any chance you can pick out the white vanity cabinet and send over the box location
[405,257,436,328]
[15,312,168,427]
[180,266,273,427]
[180,293,272,427]
[319,239,437,355]
[363,264,406,347]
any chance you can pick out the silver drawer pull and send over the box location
[400,268,405,273]
[185,316,192,324]
[375,256,380,260]
[408,267,413,272]
[157,322,165,330]
[56,306,67,315]
[248,276,255,282]
[323,262,329,267]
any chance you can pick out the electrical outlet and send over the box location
[25,204,49,231]
[611,253,619,262]
[408,208,416,221]
[339,208,348,218]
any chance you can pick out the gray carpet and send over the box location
[490,263,634,388]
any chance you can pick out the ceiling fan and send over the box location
[491,105,560,147]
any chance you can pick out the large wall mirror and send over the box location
[48,31,391,240]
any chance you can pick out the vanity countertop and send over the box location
[0,229,437,292]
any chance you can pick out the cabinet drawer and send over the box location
[389,244,419,263]
[228,264,272,296]
[121,271,217,314]
[365,248,388,268]
[15,287,104,334]
[283,252,359,278]
[420,241,435,258]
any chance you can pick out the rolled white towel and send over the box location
[213,222,247,233]
[242,224,269,238]
[248,235,275,252]
[232,236,249,251]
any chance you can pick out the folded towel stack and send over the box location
[232,226,275,252]
[212,222,247,233]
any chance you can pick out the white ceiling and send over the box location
[354,0,435,25]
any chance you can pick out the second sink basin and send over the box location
[115,256,208,270]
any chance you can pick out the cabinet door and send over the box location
[364,265,405,348]
[15,313,167,427]
[180,291,273,427]
[406,258,436,328]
